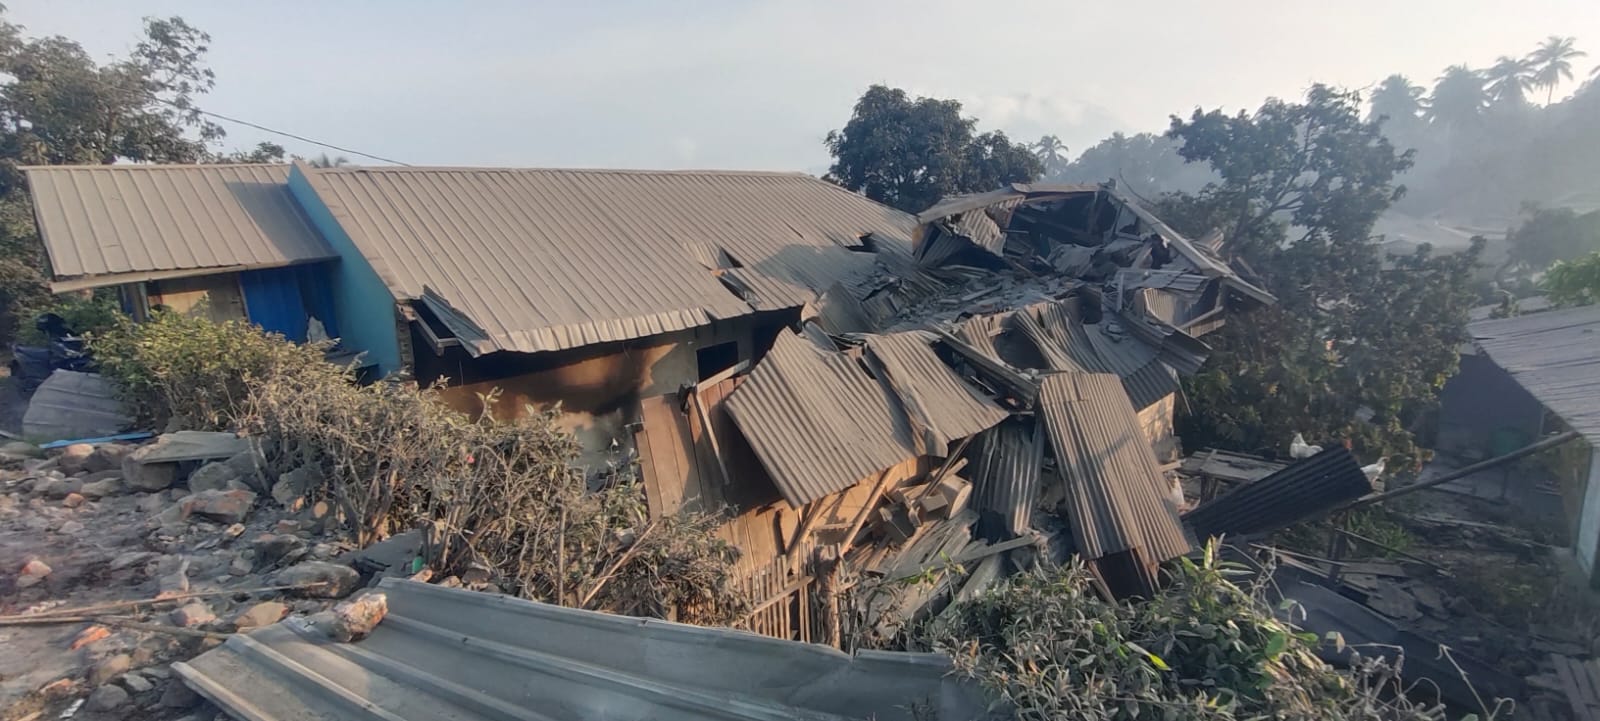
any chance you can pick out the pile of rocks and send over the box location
[0,432,395,719]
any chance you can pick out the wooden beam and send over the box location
[695,359,750,392]
[1349,430,1581,508]
[784,501,825,570]
[837,469,896,557]
[738,574,812,625]
[687,389,733,489]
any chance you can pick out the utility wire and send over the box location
[190,106,411,166]
[77,71,411,166]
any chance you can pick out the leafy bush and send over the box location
[95,312,747,624]
[15,291,127,345]
[92,309,339,430]
[921,545,1482,721]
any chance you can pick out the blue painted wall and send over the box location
[287,165,402,374]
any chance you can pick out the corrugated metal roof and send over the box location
[301,165,917,354]
[724,332,915,506]
[967,418,1043,539]
[1037,372,1190,562]
[720,268,816,312]
[1011,300,1180,409]
[1471,305,1600,444]
[863,332,1008,454]
[174,578,991,721]
[25,164,335,289]
[1183,447,1370,540]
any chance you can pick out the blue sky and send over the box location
[10,1,1600,172]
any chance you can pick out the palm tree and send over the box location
[1529,35,1587,104]
[1485,55,1536,106]
[1427,65,1488,132]
[1369,74,1425,121]
[310,153,350,168]
[1030,135,1068,177]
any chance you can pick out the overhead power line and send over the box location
[77,71,411,166]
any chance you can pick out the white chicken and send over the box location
[1361,457,1387,484]
[1289,433,1323,460]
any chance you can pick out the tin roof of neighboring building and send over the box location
[1469,304,1600,445]
[1037,372,1190,562]
[25,164,336,291]
[174,578,991,721]
[300,164,917,354]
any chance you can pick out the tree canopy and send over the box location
[0,8,245,339]
[824,85,1041,213]
[1161,85,1481,465]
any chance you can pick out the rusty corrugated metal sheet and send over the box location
[863,332,1008,454]
[1037,372,1190,562]
[724,332,915,506]
[967,418,1043,539]
[302,166,917,354]
[1183,447,1371,540]
[25,164,335,288]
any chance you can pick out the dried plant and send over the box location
[98,313,747,624]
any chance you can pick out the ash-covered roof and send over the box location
[26,164,335,291]
[299,164,918,354]
[1470,304,1600,445]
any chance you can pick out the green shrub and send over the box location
[91,309,342,430]
[16,291,126,345]
[921,544,1489,721]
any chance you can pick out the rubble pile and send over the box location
[0,433,419,719]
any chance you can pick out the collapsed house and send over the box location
[27,168,1285,638]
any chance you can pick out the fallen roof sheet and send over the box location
[725,332,915,506]
[863,332,1008,454]
[301,164,917,354]
[1183,447,1371,541]
[1469,305,1600,445]
[967,418,1043,539]
[1012,300,1179,410]
[26,164,336,290]
[913,183,1272,305]
[175,578,993,721]
[1037,372,1190,562]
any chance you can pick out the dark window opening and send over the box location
[697,341,739,382]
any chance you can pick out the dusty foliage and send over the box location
[93,310,336,430]
[96,313,747,624]
[921,545,1480,721]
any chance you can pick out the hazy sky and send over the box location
[10,1,1599,173]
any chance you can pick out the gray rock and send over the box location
[56,519,85,535]
[231,601,288,630]
[136,493,167,513]
[122,445,177,492]
[109,551,157,572]
[254,534,307,568]
[184,460,239,493]
[56,443,95,474]
[170,602,216,627]
[88,653,132,686]
[87,683,130,711]
[79,476,124,499]
[0,440,40,458]
[275,560,361,598]
[118,672,154,694]
[34,476,82,499]
[181,489,257,524]
[85,443,134,473]
[271,465,321,509]
[159,680,201,709]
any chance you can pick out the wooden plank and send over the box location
[633,414,663,520]
[696,359,750,392]
[689,390,732,492]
